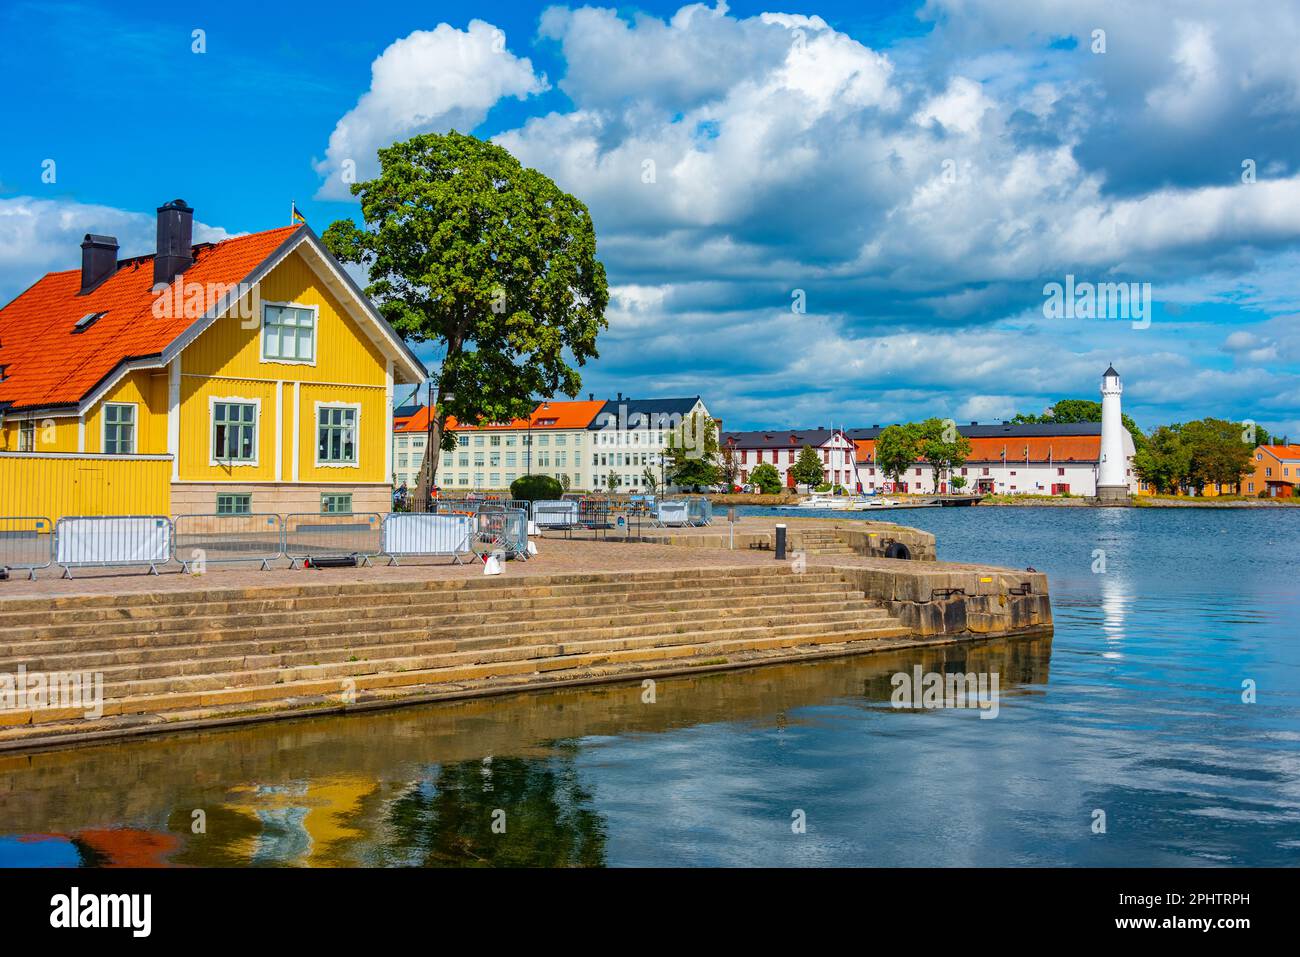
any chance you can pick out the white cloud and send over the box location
[0,197,231,302]
[313,20,547,199]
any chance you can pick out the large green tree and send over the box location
[1132,425,1190,493]
[791,445,826,487]
[323,131,609,501]
[875,424,920,488]
[1133,418,1255,493]
[665,414,720,489]
[748,462,783,494]
[916,417,972,490]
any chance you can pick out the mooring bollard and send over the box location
[728,507,737,550]
[775,523,786,560]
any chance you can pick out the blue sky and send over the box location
[3,0,1299,435]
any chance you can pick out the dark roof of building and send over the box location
[722,428,844,449]
[588,396,702,430]
[1103,364,1120,378]
[847,422,1102,440]
[393,404,423,419]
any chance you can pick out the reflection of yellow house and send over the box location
[223,774,379,866]
[0,200,425,520]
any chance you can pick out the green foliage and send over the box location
[510,474,563,502]
[717,444,739,488]
[791,445,826,487]
[605,471,620,493]
[641,466,659,494]
[1133,418,1255,493]
[951,475,968,491]
[749,462,783,494]
[915,417,973,487]
[665,413,720,488]
[323,130,609,491]
[875,424,920,485]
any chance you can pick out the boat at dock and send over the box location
[774,494,940,511]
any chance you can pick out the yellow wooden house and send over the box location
[0,199,425,521]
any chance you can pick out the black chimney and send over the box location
[154,199,194,287]
[79,234,119,294]
[588,392,594,401]
[617,392,623,402]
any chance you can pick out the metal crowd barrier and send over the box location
[687,497,713,526]
[532,500,579,531]
[654,501,690,527]
[476,507,529,561]
[381,512,474,565]
[0,516,54,580]
[173,513,285,571]
[579,499,612,531]
[284,512,383,568]
[431,498,482,517]
[54,515,172,578]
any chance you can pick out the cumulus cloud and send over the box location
[313,20,547,199]
[0,197,231,303]
[495,3,1300,430]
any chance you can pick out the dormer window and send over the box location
[262,302,316,363]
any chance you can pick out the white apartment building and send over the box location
[721,428,858,489]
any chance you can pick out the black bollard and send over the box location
[775,523,786,560]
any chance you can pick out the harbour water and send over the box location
[1,506,1296,866]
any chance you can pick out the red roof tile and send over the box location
[396,400,605,433]
[0,226,300,410]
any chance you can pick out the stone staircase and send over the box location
[795,529,856,556]
[0,565,909,744]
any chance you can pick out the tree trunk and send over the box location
[414,389,447,510]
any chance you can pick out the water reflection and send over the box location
[0,635,1050,867]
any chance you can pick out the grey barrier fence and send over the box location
[0,516,54,580]
[687,497,713,526]
[284,512,384,568]
[654,501,691,527]
[54,515,172,578]
[476,507,529,560]
[381,512,475,565]
[173,513,285,572]
[532,499,580,531]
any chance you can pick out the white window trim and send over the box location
[314,400,361,469]
[209,395,262,467]
[101,401,138,455]
[260,300,319,367]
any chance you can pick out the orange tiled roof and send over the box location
[396,399,605,433]
[0,226,300,411]
[1260,444,1300,461]
[855,435,1100,464]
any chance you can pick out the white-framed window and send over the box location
[216,492,252,514]
[321,492,352,514]
[211,397,259,465]
[261,301,317,364]
[316,402,359,467]
[18,420,35,452]
[102,402,136,454]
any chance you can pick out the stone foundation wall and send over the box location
[821,525,937,562]
[170,483,391,518]
[839,564,1051,638]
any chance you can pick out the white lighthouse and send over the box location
[1096,364,1130,504]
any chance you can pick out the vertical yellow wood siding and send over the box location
[0,454,171,522]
